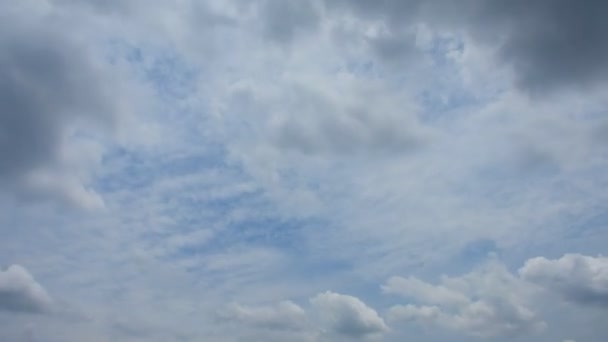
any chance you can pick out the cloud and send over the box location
[0,1,140,208]
[0,265,52,314]
[258,0,322,45]
[221,75,430,159]
[520,254,608,307]
[219,291,392,340]
[479,0,608,92]
[273,88,428,156]
[1,0,608,341]
[218,300,308,331]
[324,0,608,93]
[311,291,388,339]
[385,261,546,338]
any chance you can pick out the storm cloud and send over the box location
[0,2,134,208]
[324,0,608,93]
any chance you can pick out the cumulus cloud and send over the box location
[384,262,546,338]
[0,265,52,314]
[520,254,608,307]
[311,291,388,339]
[220,292,389,340]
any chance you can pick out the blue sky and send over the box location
[1,1,608,341]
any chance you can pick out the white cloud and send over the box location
[520,254,608,307]
[385,261,546,338]
[311,291,388,339]
[218,73,430,159]
[0,265,52,313]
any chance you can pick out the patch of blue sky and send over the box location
[135,163,352,278]
[96,147,320,271]
[105,39,207,127]
[163,187,312,249]
[340,60,376,78]
[486,187,608,271]
[131,50,199,102]
[550,208,608,257]
[95,144,226,193]
[106,39,200,92]
[416,37,480,122]
[450,238,501,273]
[426,34,464,66]
[575,211,608,237]
[222,216,317,249]
[154,187,266,231]
[453,160,561,208]
[96,37,228,173]
[95,147,158,192]
[461,238,500,259]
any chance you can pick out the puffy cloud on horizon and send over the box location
[217,254,608,340]
[520,254,608,307]
[219,291,389,340]
[384,253,608,339]
[0,265,52,314]
[311,291,388,340]
[384,261,546,338]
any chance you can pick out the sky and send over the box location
[1,1,608,341]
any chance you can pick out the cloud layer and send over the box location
[1,0,607,341]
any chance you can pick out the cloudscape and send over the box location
[1,1,608,341]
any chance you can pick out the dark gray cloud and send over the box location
[0,3,132,206]
[258,0,321,45]
[520,254,608,307]
[476,0,608,93]
[325,0,608,93]
[0,265,52,314]
[0,24,108,176]
[52,0,138,14]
